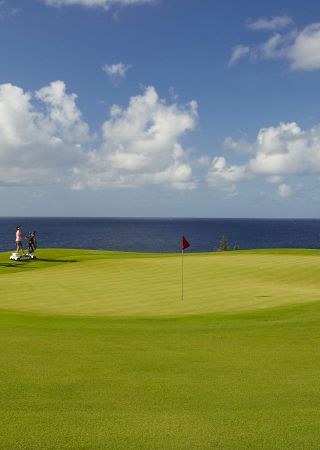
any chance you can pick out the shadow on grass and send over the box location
[0,259,78,267]
[0,263,28,268]
[36,258,78,263]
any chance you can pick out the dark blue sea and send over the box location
[1,217,320,253]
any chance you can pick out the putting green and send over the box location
[0,248,320,316]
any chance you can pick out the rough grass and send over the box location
[1,249,320,449]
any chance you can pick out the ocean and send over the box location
[1,217,320,253]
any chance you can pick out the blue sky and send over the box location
[1,0,320,217]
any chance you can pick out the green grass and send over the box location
[1,249,320,449]
[1,248,320,316]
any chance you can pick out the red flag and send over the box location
[182,236,190,251]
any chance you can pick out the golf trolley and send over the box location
[10,252,36,261]
[10,231,37,261]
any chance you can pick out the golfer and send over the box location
[15,225,24,254]
[28,231,37,254]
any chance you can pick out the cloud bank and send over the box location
[41,0,155,9]
[207,121,320,196]
[0,81,89,185]
[230,18,320,71]
[0,81,197,190]
[74,86,197,189]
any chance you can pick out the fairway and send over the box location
[1,249,320,449]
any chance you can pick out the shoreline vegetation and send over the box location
[1,249,320,448]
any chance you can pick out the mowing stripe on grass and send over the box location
[1,249,320,316]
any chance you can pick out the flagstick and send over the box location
[181,236,190,301]
[181,248,184,301]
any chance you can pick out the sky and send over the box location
[1,0,320,217]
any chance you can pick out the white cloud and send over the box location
[0,81,89,185]
[277,183,293,197]
[289,24,320,70]
[266,175,284,184]
[248,122,320,175]
[231,21,320,71]
[75,86,198,189]
[207,121,320,192]
[196,156,210,166]
[259,33,289,59]
[223,136,255,153]
[206,156,250,192]
[35,80,90,143]
[228,45,250,66]
[41,0,155,9]
[0,82,197,190]
[247,16,293,31]
[102,63,131,85]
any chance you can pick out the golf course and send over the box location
[1,248,320,449]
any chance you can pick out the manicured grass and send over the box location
[1,249,320,449]
[1,248,320,316]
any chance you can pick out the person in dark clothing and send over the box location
[28,231,37,254]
